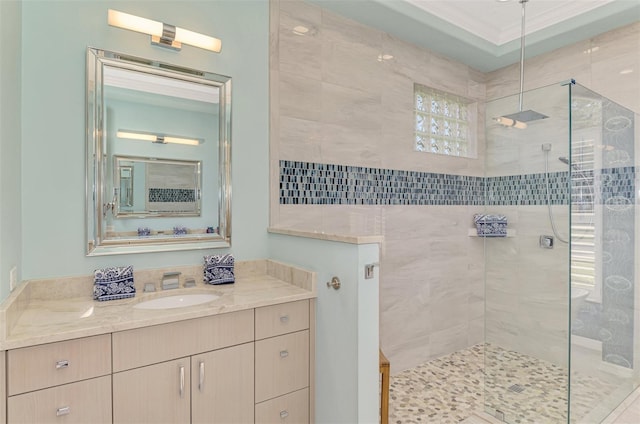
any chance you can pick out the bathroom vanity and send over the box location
[0,260,316,424]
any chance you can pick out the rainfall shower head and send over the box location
[502,109,548,123]
[494,0,548,129]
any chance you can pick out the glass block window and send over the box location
[414,84,475,157]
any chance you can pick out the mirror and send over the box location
[86,47,231,255]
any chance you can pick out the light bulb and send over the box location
[108,10,163,38]
[175,27,222,53]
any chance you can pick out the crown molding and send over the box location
[403,0,617,46]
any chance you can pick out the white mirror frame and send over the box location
[86,47,231,256]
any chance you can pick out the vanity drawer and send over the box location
[8,375,112,424]
[255,330,309,403]
[255,300,309,340]
[255,388,309,424]
[113,309,254,372]
[7,334,111,396]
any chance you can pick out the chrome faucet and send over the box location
[162,272,181,290]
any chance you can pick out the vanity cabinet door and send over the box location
[255,388,309,424]
[8,334,111,395]
[113,358,191,424]
[255,330,310,403]
[191,342,254,423]
[255,299,309,340]
[7,376,111,424]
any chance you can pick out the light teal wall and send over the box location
[0,0,22,302]
[20,1,269,280]
[268,233,380,423]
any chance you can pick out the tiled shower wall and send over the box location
[270,0,640,373]
[270,0,487,371]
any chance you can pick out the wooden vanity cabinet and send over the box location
[3,298,314,424]
[112,309,255,424]
[113,343,255,424]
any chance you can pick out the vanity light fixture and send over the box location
[117,130,203,146]
[108,9,222,53]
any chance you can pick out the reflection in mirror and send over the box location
[119,165,133,207]
[86,48,231,255]
[114,156,201,217]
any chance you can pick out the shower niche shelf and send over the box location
[467,229,516,237]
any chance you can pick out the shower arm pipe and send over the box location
[518,0,528,113]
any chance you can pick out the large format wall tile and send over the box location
[278,116,323,162]
[279,72,322,121]
[278,0,322,80]
[321,82,382,129]
[271,0,638,374]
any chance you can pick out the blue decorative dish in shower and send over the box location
[474,214,507,237]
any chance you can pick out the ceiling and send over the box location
[307,0,640,72]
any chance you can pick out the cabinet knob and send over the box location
[280,410,289,419]
[56,406,71,416]
[55,360,69,369]
[279,315,289,323]
[279,350,289,358]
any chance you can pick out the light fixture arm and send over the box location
[518,0,528,112]
[155,23,178,49]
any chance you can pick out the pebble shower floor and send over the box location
[389,344,618,423]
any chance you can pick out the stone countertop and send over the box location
[0,259,316,351]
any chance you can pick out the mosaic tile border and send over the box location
[279,160,635,206]
[149,188,196,203]
[279,161,485,205]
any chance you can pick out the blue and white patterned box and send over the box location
[204,254,235,285]
[93,266,136,301]
[174,226,188,235]
[474,214,507,237]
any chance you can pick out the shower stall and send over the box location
[483,80,638,423]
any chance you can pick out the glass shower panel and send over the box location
[484,82,571,424]
[569,83,637,423]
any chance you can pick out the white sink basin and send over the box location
[134,294,219,310]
